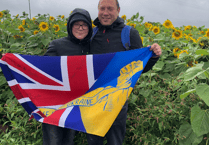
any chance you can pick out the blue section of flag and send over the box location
[33,113,42,121]
[21,101,37,115]
[10,70,34,83]
[20,55,63,82]
[0,64,14,81]
[93,53,115,80]
[90,47,153,90]
[65,106,86,132]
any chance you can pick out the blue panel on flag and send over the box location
[20,55,62,82]
[93,53,115,80]
[33,113,42,121]
[21,101,37,115]
[65,106,86,132]
[0,64,14,81]
[11,70,34,83]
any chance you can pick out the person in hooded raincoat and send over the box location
[43,8,92,145]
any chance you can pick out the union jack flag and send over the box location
[0,47,153,136]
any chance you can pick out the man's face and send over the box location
[98,0,120,26]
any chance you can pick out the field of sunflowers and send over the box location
[0,9,209,145]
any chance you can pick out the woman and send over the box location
[43,8,92,145]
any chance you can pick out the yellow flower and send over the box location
[195,61,198,64]
[22,19,26,25]
[190,37,197,43]
[130,23,136,28]
[64,23,67,26]
[200,31,205,35]
[0,12,3,17]
[144,22,151,28]
[121,15,126,20]
[27,25,30,28]
[92,24,96,28]
[18,25,25,32]
[200,42,204,46]
[39,22,49,32]
[140,36,143,44]
[187,61,193,67]
[61,15,65,19]
[16,14,19,18]
[197,37,202,42]
[33,17,36,21]
[188,33,192,36]
[172,30,182,40]
[184,25,191,31]
[201,54,203,56]
[173,48,180,53]
[126,22,130,25]
[49,16,55,21]
[53,24,60,32]
[204,30,209,38]
[33,30,39,35]
[127,19,130,22]
[193,26,197,28]
[152,26,160,35]
[13,35,23,39]
[163,20,173,28]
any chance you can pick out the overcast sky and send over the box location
[0,0,209,28]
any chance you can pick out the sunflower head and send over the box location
[16,14,19,18]
[187,61,193,67]
[140,36,143,44]
[61,15,65,19]
[13,35,23,39]
[22,19,26,25]
[152,26,160,35]
[18,25,25,32]
[0,12,3,18]
[121,15,126,20]
[53,24,60,32]
[33,30,39,35]
[172,30,182,40]
[32,17,36,21]
[49,16,55,21]
[163,20,173,28]
[39,22,49,32]
[173,48,180,53]
[184,25,191,31]
[130,23,136,28]
[204,30,209,38]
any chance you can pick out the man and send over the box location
[88,0,162,144]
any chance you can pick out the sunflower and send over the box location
[204,30,209,38]
[163,20,173,29]
[190,37,197,43]
[32,17,36,21]
[18,25,25,32]
[144,22,150,28]
[140,36,143,44]
[152,26,160,35]
[64,23,67,26]
[22,19,26,25]
[121,15,126,20]
[126,22,130,25]
[176,50,188,58]
[184,25,191,31]
[39,22,49,32]
[33,30,39,35]
[49,16,55,21]
[16,14,19,18]
[172,30,182,40]
[130,23,136,28]
[53,24,60,32]
[0,12,3,17]
[61,15,65,19]
[200,31,205,35]
[173,47,180,53]
[13,35,23,39]
[193,26,197,28]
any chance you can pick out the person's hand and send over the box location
[148,43,162,58]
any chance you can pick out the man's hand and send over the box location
[148,43,162,58]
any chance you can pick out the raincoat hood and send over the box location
[67,8,92,44]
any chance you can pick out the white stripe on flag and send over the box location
[18,97,31,104]
[39,118,44,122]
[8,79,18,87]
[61,56,71,91]
[58,106,74,128]
[86,55,96,88]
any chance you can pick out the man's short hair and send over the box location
[98,0,120,10]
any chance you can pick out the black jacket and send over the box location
[44,8,93,56]
[90,17,159,73]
